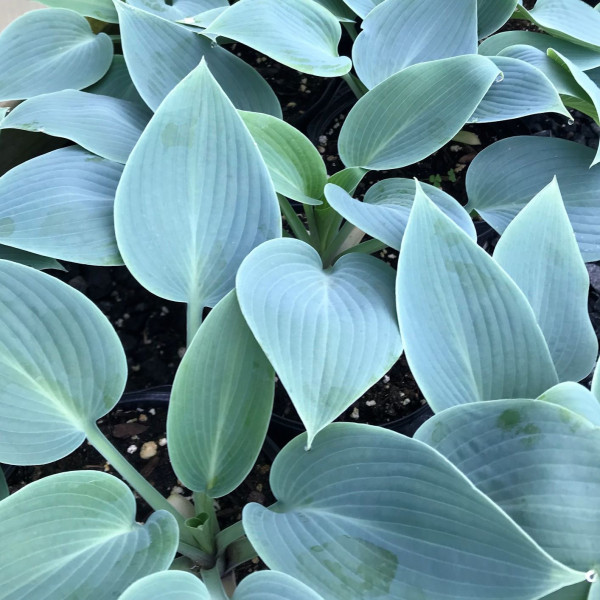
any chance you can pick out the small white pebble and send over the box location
[140,441,158,459]
[450,144,462,152]
[402,399,411,406]
[138,413,148,422]
[299,84,307,92]
[366,400,376,407]
[318,135,328,145]
[177,346,186,358]
[127,444,138,454]
[387,254,397,259]
[382,375,390,384]
[350,407,360,420]
[149,408,156,416]
[171,485,184,495]
[160,306,170,315]
[158,437,167,447]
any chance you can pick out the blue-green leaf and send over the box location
[468,56,570,123]
[0,8,113,101]
[311,0,355,20]
[397,184,558,413]
[236,238,401,447]
[416,399,600,572]
[115,60,280,306]
[478,31,600,71]
[538,382,600,426]
[340,0,383,18]
[116,1,281,116]
[539,581,591,600]
[0,469,7,501]
[239,111,327,206]
[0,471,178,600]
[119,572,209,600]
[235,572,325,600]
[244,423,582,600]
[477,0,518,38]
[0,146,122,266]
[127,0,227,21]
[0,246,64,271]
[353,0,477,89]
[0,260,127,465]
[493,179,597,382]
[465,136,600,261]
[167,292,274,498]
[0,91,151,164]
[85,55,147,106]
[39,0,119,22]
[324,179,475,250]
[339,55,499,170]
[204,0,351,77]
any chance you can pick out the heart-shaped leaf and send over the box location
[324,179,475,250]
[244,423,583,600]
[0,246,64,271]
[116,1,281,116]
[397,184,558,413]
[416,399,600,571]
[478,31,600,71]
[493,179,597,382]
[0,471,178,599]
[353,0,477,89]
[538,382,600,426]
[236,238,401,447]
[39,0,119,22]
[127,0,227,21]
[85,55,147,106]
[0,260,127,465]
[167,291,274,498]
[468,56,570,123]
[477,0,518,38]
[0,91,151,164]
[0,146,123,266]
[204,0,351,77]
[239,111,327,206]
[119,572,210,600]
[515,0,600,51]
[338,55,500,170]
[0,8,113,101]
[465,136,600,261]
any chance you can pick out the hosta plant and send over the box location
[1,0,600,598]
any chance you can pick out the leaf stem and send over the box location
[321,221,361,267]
[201,566,230,600]
[216,520,245,556]
[337,239,388,258]
[304,205,322,252]
[342,21,358,41]
[278,194,311,245]
[342,73,366,100]
[186,299,204,346]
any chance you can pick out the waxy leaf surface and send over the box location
[0,246,63,271]
[205,0,351,77]
[239,111,327,206]
[477,0,518,38]
[115,61,280,306]
[0,8,112,101]
[168,292,274,497]
[0,146,122,266]
[0,91,151,164]
[397,186,558,413]
[236,238,401,447]
[39,0,118,22]
[353,0,477,89]
[416,399,600,571]
[324,179,475,250]
[0,261,127,465]
[538,382,600,427]
[468,56,569,123]
[116,1,281,115]
[493,179,597,382]
[119,572,210,600]
[244,423,581,600]
[466,136,600,261]
[339,55,499,170]
[127,0,227,20]
[0,471,178,600]
[341,0,383,18]
[85,55,146,106]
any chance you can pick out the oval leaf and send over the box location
[324,179,475,250]
[465,136,600,262]
[119,572,209,600]
[353,0,477,90]
[235,572,325,600]
[115,60,280,306]
[397,185,558,413]
[243,423,582,600]
[236,238,402,447]
[0,246,64,271]
[116,1,281,116]
[127,0,228,21]
[205,0,351,77]
[416,399,600,571]
[0,8,113,101]
[468,56,570,123]
[538,382,600,426]
[167,291,274,497]
[477,0,518,38]
[39,0,119,22]
[239,111,327,206]
[493,179,597,382]
[0,471,178,599]
[0,91,151,164]
[0,146,123,266]
[0,260,127,464]
[338,55,500,170]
